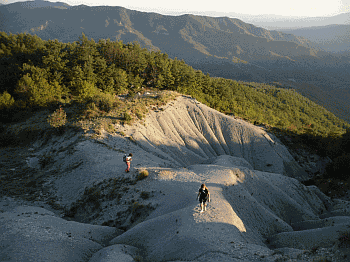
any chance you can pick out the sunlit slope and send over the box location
[125,96,309,181]
[109,155,350,262]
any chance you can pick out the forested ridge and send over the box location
[1,31,349,197]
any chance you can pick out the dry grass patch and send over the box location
[158,170,176,180]
[137,169,149,180]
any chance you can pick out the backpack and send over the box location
[123,155,127,162]
[200,188,209,199]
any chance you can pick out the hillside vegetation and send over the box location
[2,3,350,123]
[1,31,350,196]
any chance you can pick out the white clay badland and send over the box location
[1,95,349,262]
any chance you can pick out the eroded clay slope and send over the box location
[124,96,309,181]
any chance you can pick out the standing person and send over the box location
[125,153,133,173]
[196,183,210,213]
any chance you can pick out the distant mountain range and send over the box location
[249,12,350,30]
[1,0,350,122]
[278,24,350,53]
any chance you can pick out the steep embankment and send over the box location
[1,95,350,262]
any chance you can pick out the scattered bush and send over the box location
[137,169,149,180]
[131,201,143,212]
[39,153,53,168]
[136,111,143,119]
[84,108,99,120]
[0,91,15,110]
[133,255,143,262]
[86,102,97,111]
[73,80,98,101]
[128,89,136,98]
[124,112,132,122]
[89,91,116,113]
[140,191,150,199]
[48,106,67,128]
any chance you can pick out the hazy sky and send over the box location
[1,0,350,18]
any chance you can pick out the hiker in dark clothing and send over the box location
[196,183,210,212]
[125,153,133,173]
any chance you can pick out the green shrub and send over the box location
[124,112,132,122]
[39,153,53,168]
[128,89,136,99]
[89,91,116,113]
[84,109,100,120]
[140,191,150,199]
[15,74,63,107]
[0,91,15,110]
[131,201,143,212]
[48,106,67,128]
[113,68,128,94]
[74,80,98,100]
[86,102,97,111]
[133,255,143,262]
[136,111,143,119]
[137,169,149,180]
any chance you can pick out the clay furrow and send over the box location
[132,131,179,165]
[167,107,211,160]
[187,107,219,158]
[189,102,226,156]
